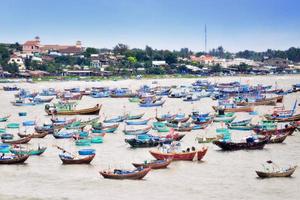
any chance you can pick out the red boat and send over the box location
[149,147,208,161]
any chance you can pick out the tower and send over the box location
[76,41,82,48]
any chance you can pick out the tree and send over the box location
[210,64,222,73]
[0,44,10,66]
[164,51,177,64]
[84,47,99,58]
[3,62,19,74]
[179,48,191,58]
[145,45,153,59]
[113,43,129,55]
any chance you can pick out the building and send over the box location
[263,58,291,68]
[190,55,214,65]
[152,60,167,67]
[23,37,83,55]
[8,54,26,71]
[22,36,41,54]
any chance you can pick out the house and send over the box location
[263,58,291,68]
[8,54,26,71]
[22,36,41,54]
[152,61,167,67]
[190,55,214,65]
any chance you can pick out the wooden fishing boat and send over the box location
[92,127,117,134]
[132,159,172,169]
[256,166,297,178]
[228,119,251,126]
[123,126,152,135]
[236,99,276,106]
[45,104,101,115]
[125,137,171,148]
[0,154,29,164]
[2,136,32,144]
[53,130,75,139]
[196,136,221,143]
[253,125,296,136]
[18,131,48,138]
[155,114,176,122]
[35,125,55,134]
[92,123,119,130]
[264,114,300,122]
[139,100,165,107]
[99,167,151,180]
[212,105,254,113]
[265,95,283,103]
[173,126,193,132]
[59,154,95,164]
[168,116,190,124]
[269,133,289,143]
[149,147,208,161]
[212,136,269,151]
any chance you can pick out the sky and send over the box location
[1,0,300,52]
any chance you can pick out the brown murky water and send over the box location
[0,75,299,200]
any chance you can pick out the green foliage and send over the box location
[146,66,165,75]
[113,43,129,55]
[210,64,222,73]
[84,47,99,58]
[0,44,10,66]
[3,62,19,74]
[128,56,137,64]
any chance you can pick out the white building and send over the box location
[8,55,26,72]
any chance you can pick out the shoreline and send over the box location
[1,73,300,83]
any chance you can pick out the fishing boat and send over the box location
[152,122,170,132]
[132,159,172,169]
[59,153,95,164]
[2,136,32,144]
[10,146,47,156]
[123,126,152,135]
[264,113,300,122]
[236,99,276,106]
[269,133,289,143]
[214,115,236,123]
[212,136,270,151]
[92,123,119,130]
[125,118,151,125]
[6,123,20,129]
[126,113,144,120]
[92,127,117,134]
[35,125,55,134]
[3,86,19,91]
[256,161,297,178]
[139,100,165,107]
[103,115,128,123]
[1,133,14,140]
[149,146,208,161]
[253,125,296,136]
[0,154,29,164]
[196,135,223,143]
[0,115,10,122]
[155,114,176,122]
[212,105,254,113]
[56,146,95,164]
[22,120,36,126]
[18,112,27,117]
[99,167,151,180]
[18,131,48,138]
[227,125,253,130]
[110,88,136,98]
[53,130,75,139]
[90,91,110,98]
[45,104,101,115]
[228,119,252,126]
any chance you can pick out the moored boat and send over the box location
[99,167,151,180]
[132,159,172,169]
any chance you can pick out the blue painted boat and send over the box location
[92,127,117,133]
[23,120,36,126]
[78,149,96,155]
[18,112,27,117]
[53,130,75,139]
[90,91,110,98]
[1,133,14,140]
[0,143,11,153]
[125,118,150,125]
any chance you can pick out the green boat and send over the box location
[6,123,20,129]
[216,112,235,117]
[65,121,84,130]
[91,136,103,143]
[10,147,47,156]
[0,115,10,122]
[0,128,6,133]
[227,125,253,130]
[92,127,117,133]
[153,122,170,132]
[129,97,140,103]
[75,139,91,146]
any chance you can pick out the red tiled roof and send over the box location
[59,46,82,54]
[23,40,39,46]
